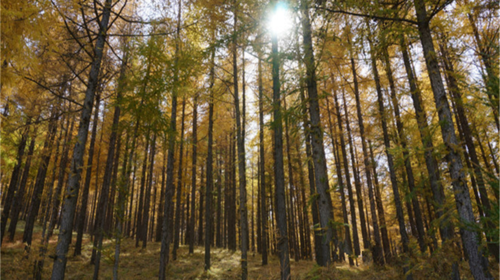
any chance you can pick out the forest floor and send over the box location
[1,222,498,279]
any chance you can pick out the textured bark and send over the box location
[135,133,150,247]
[24,114,58,247]
[48,110,75,240]
[189,95,198,253]
[327,96,354,266]
[233,13,249,274]
[369,141,391,261]
[142,134,156,248]
[73,94,100,255]
[92,95,122,280]
[159,1,181,278]
[1,119,29,244]
[413,0,492,278]
[271,30,290,280]
[332,91,360,258]
[439,40,499,262]
[301,0,333,266]
[173,98,186,260]
[367,29,411,278]
[8,125,37,242]
[156,151,166,242]
[341,90,365,256]
[113,131,131,280]
[346,54,369,252]
[257,56,268,265]
[198,166,204,246]
[399,37,453,243]
[205,42,215,271]
[297,55,321,264]
[50,1,112,277]
[215,150,222,248]
[382,46,427,253]
[347,45,383,263]
[284,97,299,261]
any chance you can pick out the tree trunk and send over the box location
[142,133,156,248]
[382,45,427,253]
[367,28,411,278]
[326,95,353,265]
[271,25,291,279]
[257,56,268,265]
[23,113,58,247]
[439,40,499,262]
[92,97,123,279]
[173,98,186,260]
[159,1,182,277]
[1,119,30,245]
[7,125,37,242]
[189,95,198,253]
[72,93,100,255]
[50,0,113,277]
[300,0,333,266]
[204,39,216,271]
[413,1,492,278]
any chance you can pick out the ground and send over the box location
[1,222,498,279]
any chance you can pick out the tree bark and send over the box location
[413,0,492,278]
[7,125,37,242]
[300,0,333,266]
[1,119,30,244]
[189,95,198,253]
[257,55,268,265]
[159,1,182,277]
[50,0,113,277]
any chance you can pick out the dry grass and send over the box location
[2,223,498,279]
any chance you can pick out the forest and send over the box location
[1,0,498,279]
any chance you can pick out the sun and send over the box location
[268,3,292,36]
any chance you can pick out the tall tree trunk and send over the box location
[92,98,123,279]
[332,92,358,265]
[345,52,369,252]
[173,98,186,260]
[135,133,150,247]
[257,56,268,265]
[413,1,492,278]
[369,141,391,262]
[189,95,198,253]
[159,1,182,277]
[1,119,30,245]
[156,150,167,242]
[399,37,453,245]
[284,97,299,261]
[271,22,291,279]
[8,125,38,242]
[204,39,215,271]
[367,28,411,279]
[326,96,354,266]
[346,43,384,263]
[23,113,58,247]
[232,5,249,277]
[51,0,113,277]
[300,0,333,266]
[382,46,427,253]
[48,109,75,239]
[72,93,100,255]
[340,90,363,258]
[142,133,156,248]
[113,130,131,280]
[439,40,499,262]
